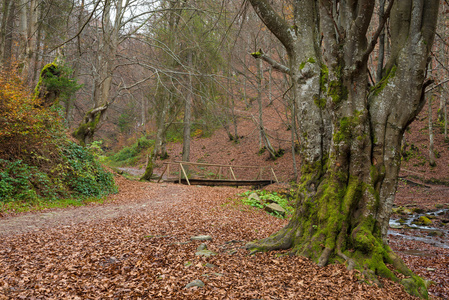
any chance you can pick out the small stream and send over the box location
[388,208,449,249]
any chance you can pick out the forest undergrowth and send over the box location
[0,67,116,213]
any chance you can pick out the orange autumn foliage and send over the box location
[0,68,63,159]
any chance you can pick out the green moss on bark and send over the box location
[320,64,329,90]
[247,163,430,298]
[72,109,102,146]
[300,57,316,70]
[314,96,326,109]
[328,80,348,104]
[370,65,397,96]
[140,150,155,181]
[333,112,363,144]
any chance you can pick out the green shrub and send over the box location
[0,67,65,159]
[0,66,116,212]
[89,140,107,162]
[238,189,294,218]
[36,62,82,103]
[0,142,117,204]
[165,124,183,143]
[108,136,154,166]
[0,159,60,202]
[64,142,117,197]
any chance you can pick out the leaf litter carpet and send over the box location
[0,176,447,299]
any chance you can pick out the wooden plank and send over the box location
[160,161,276,187]
[165,178,273,187]
[229,167,236,180]
[271,168,279,183]
[179,163,191,186]
[157,164,167,183]
[255,167,262,180]
[172,161,261,168]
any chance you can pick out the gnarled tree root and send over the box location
[246,225,294,255]
[246,228,430,299]
[387,248,429,298]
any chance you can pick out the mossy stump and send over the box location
[140,152,154,181]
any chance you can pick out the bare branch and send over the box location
[361,0,395,63]
[90,103,109,115]
[247,0,294,53]
[49,0,102,52]
[251,49,290,74]
[426,78,449,93]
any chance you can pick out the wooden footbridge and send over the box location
[157,161,278,188]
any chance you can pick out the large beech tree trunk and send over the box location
[246,1,439,298]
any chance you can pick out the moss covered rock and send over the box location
[412,216,432,226]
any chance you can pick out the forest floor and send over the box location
[1,101,449,299]
[0,175,447,299]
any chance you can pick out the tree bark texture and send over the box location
[72,103,109,146]
[140,150,155,181]
[246,1,439,298]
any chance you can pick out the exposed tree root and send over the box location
[246,219,429,299]
[246,224,294,255]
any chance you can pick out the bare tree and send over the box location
[73,0,127,145]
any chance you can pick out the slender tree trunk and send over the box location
[1,0,14,68]
[257,58,263,149]
[31,4,42,86]
[438,92,445,122]
[141,96,146,133]
[182,51,193,162]
[154,86,169,159]
[444,90,447,140]
[243,52,249,108]
[17,0,27,68]
[0,0,9,62]
[18,0,38,86]
[429,96,436,166]
[268,67,273,105]
[228,69,239,143]
[256,56,276,157]
[65,0,84,126]
[232,97,239,143]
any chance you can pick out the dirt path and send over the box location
[116,167,145,177]
[0,179,185,236]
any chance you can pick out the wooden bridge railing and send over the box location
[157,161,278,186]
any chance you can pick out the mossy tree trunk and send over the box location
[246,1,439,298]
[72,104,108,146]
[140,149,155,181]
